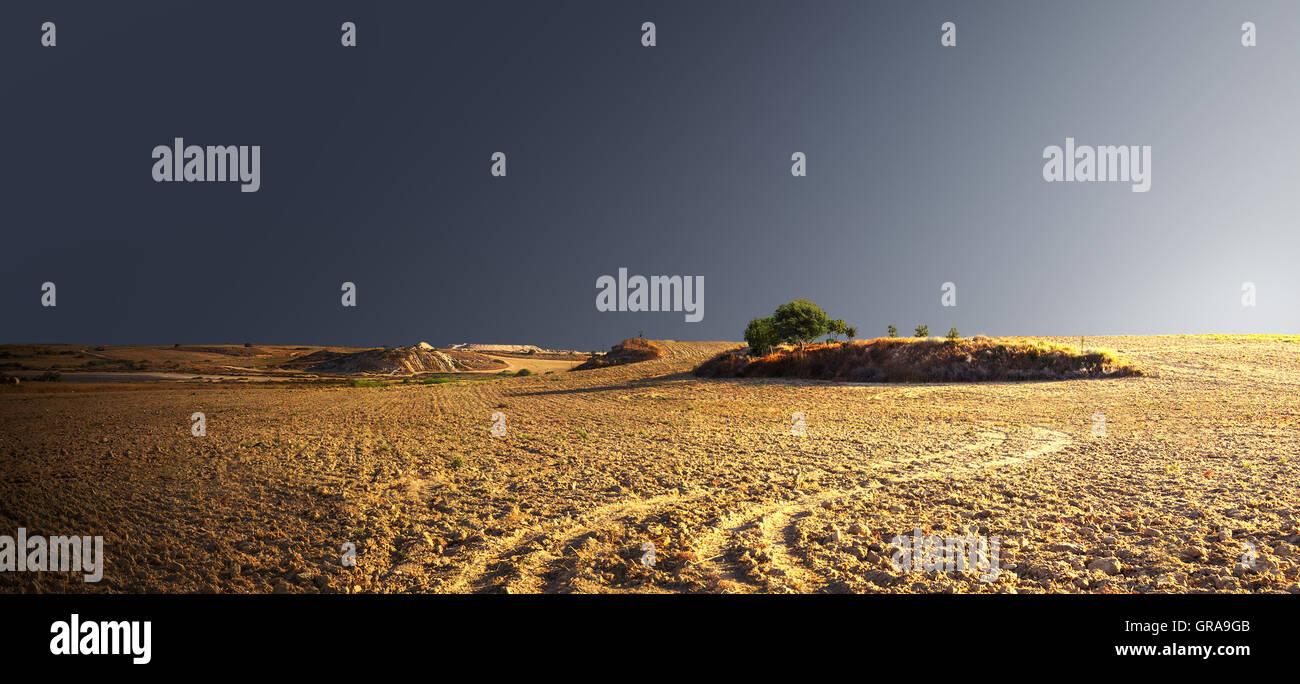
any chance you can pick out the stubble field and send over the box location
[2,335,1298,594]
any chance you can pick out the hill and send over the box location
[572,338,665,370]
[694,337,1142,382]
[280,343,503,375]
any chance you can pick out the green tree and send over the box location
[914,324,930,338]
[821,319,852,343]
[772,299,831,352]
[744,317,778,356]
[743,300,854,353]
[887,325,898,338]
[946,328,959,341]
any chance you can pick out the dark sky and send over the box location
[4,1,1298,349]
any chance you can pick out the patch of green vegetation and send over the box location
[350,379,388,388]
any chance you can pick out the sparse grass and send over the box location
[1205,334,1300,343]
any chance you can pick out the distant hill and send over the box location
[280,343,503,375]
[450,343,580,355]
[572,339,665,370]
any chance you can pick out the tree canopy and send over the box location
[744,299,855,354]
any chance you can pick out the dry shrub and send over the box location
[694,338,1141,383]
